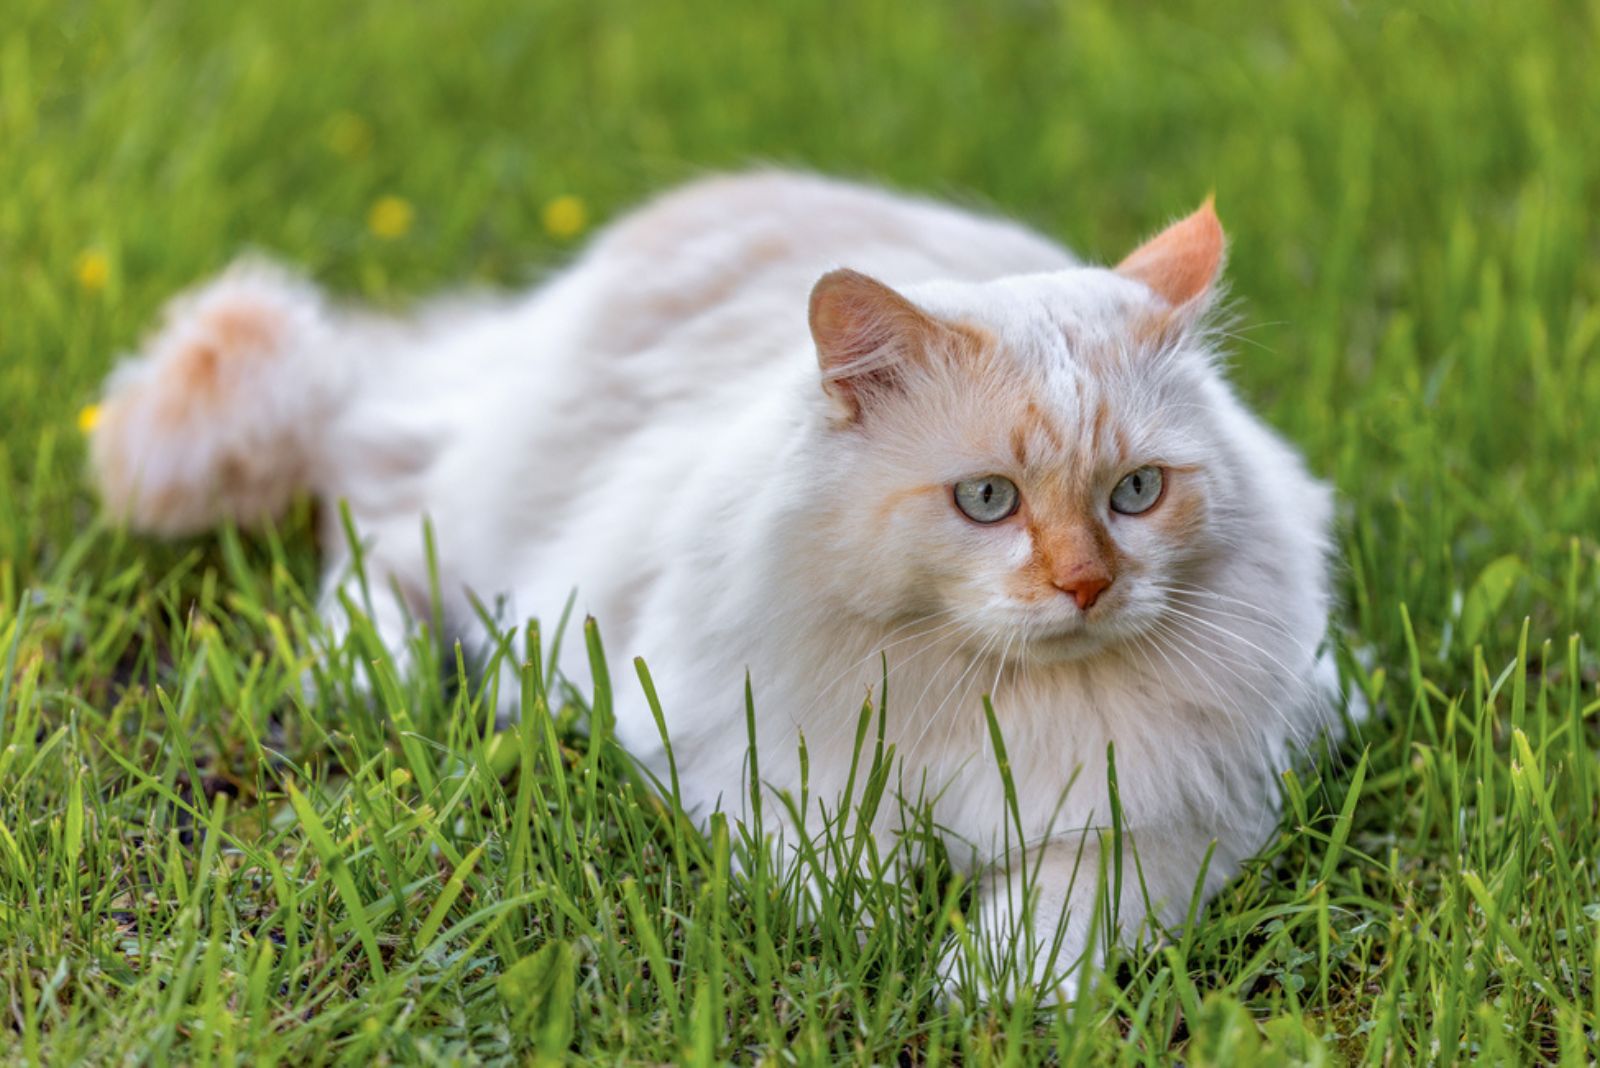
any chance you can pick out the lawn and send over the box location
[3,0,1599,1062]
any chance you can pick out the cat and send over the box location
[90,170,1346,1000]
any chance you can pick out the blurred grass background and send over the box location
[2,0,1598,1062]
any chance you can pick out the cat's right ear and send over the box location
[1116,197,1226,315]
[809,268,942,423]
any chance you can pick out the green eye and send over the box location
[1110,466,1164,515]
[953,476,1020,523]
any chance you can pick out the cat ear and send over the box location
[809,268,945,421]
[1116,197,1226,313]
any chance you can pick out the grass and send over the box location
[3,0,1599,1061]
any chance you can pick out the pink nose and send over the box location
[1056,573,1111,611]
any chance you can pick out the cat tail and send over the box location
[89,257,361,537]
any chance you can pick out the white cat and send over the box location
[91,170,1345,999]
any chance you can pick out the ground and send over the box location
[2,0,1597,1063]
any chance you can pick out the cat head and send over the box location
[804,201,1253,662]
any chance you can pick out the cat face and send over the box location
[808,203,1237,662]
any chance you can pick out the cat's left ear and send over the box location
[809,268,950,423]
[1116,197,1226,318]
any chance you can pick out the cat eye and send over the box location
[1110,466,1164,515]
[953,476,1020,524]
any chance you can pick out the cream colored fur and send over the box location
[91,171,1346,1000]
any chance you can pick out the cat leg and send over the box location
[302,542,427,709]
[949,828,1215,1005]
[943,835,1105,1005]
[307,547,510,729]
[307,498,459,698]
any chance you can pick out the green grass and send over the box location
[3,0,1599,1062]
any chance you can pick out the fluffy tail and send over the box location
[90,258,353,537]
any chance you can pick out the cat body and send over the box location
[92,171,1342,996]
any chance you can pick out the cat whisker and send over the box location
[1152,586,1305,646]
[1144,611,1309,699]
[1138,621,1291,826]
[983,627,1017,712]
[785,611,965,724]
[1154,588,1307,648]
[1158,581,1307,634]
[815,619,978,755]
[770,611,972,762]
[1157,602,1319,699]
[907,627,1002,758]
[1128,633,1249,825]
[905,624,993,732]
[1145,616,1308,750]
[1133,625,1254,756]
[933,628,1013,771]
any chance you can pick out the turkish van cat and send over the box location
[90,170,1346,999]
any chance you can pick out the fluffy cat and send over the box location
[90,170,1345,999]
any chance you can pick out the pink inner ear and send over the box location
[1116,198,1226,308]
[810,270,906,367]
[809,268,943,419]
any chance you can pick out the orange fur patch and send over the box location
[208,302,285,355]
[950,320,997,366]
[151,344,219,424]
[1024,399,1064,451]
[1010,490,1122,603]
[1090,399,1111,454]
[1010,399,1065,468]
[1147,467,1205,540]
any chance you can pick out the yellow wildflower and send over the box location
[77,404,102,433]
[542,194,588,240]
[75,250,110,292]
[368,195,414,239]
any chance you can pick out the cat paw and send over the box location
[932,932,1083,1008]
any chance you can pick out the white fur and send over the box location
[92,171,1343,998]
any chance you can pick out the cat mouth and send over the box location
[1026,617,1089,640]
[1004,607,1148,662]
[1010,630,1111,665]
[1013,617,1103,652]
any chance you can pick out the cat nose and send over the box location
[1055,571,1112,611]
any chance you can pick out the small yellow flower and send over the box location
[541,194,588,240]
[368,195,414,239]
[323,110,374,159]
[77,404,102,433]
[75,250,110,292]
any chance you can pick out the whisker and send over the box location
[1157,602,1318,695]
[770,611,972,760]
[908,628,1000,757]
[1152,587,1304,645]
[1146,617,1308,748]
[1158,582,1306,635]
[784,611,965,724]
[1129,631,1251,822]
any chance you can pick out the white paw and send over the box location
[932,927,1083,1008]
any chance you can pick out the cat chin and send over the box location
[1010,628,1116,665]
[1003,609,1169,666]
